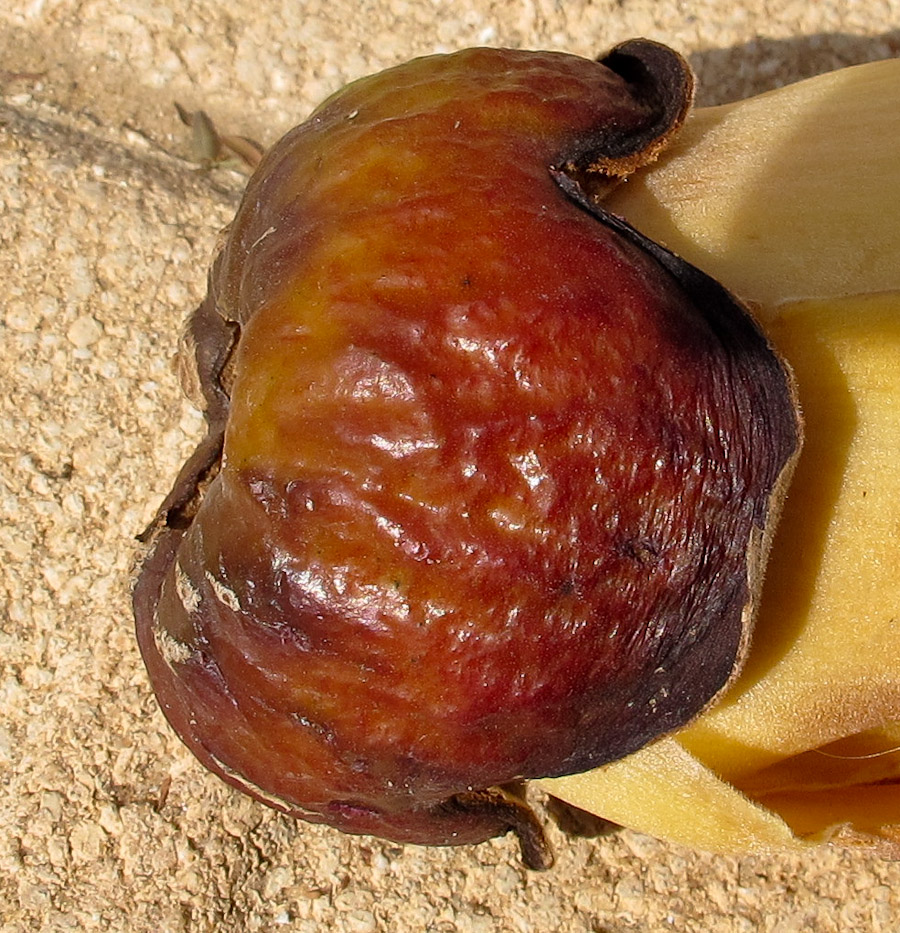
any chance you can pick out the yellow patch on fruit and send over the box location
[539,57,900,855]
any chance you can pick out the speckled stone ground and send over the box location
[2,2,900,931]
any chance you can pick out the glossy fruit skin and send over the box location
[134,43,799,858]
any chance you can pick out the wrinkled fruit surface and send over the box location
[134,40,800,865]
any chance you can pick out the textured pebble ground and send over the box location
[2,1,900,930]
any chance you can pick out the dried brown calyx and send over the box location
[134,39,801,868]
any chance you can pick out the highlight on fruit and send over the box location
[133,39,898,866]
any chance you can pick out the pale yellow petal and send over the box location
[682,291,900,779]
[606,58,900,306]
[538,739,805,854]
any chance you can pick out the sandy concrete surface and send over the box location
[2,1,900,930]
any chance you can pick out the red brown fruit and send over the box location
[133,40,801,867]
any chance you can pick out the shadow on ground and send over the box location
[690,29,900,105]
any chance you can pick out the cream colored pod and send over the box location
[539,56,900,854]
